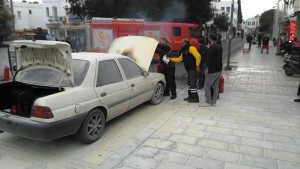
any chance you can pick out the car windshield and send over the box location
[16,59,89,87]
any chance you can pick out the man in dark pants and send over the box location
[169,39,201,103]
[155,37,177,100]
[197,38,208,89]
[200,34,223,107]
[295,83,300,102]
[246,34,253,51]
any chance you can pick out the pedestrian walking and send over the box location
[295,83,300,102]
[199,34,223,107]
[168,39,201,103]
[257,33,262,48]
[246,34,253,51]
[197,38,208,89]
[261,35,270,54]
[155,37,177,100]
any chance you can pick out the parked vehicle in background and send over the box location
[0,36,166,144]
[86,17,201,60]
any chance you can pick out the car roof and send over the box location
[71,52,128,61]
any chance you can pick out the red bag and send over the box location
[219,75,224,93]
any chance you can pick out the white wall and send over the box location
[42,0,70,22]
[215,0,238,27]
[13,1,46,30]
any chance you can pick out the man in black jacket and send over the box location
[197,38,208,89]
[200,34,223,107]
[155,37,177,100]
[34,27,47,40]
[169,39,201,103]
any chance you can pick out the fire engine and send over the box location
[86,17,201,60]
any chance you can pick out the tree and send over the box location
[237,0,243,25]
[214,15,229,32]
[0,0,14,44]
[68,0,213,24]
[259,9,275,34]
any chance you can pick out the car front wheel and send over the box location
[76,109,106,144]
[149,83,164,105]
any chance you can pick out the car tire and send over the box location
[76,109,106,144]
[285,69,293,76]
[149,83,164,105]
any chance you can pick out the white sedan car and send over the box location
[0,37,165,144]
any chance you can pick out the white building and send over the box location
[214,0,238,28]
[242,15,260,35]
[12,1,45,30]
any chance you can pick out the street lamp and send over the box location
[224,0,234,70]
[273,0,280,39]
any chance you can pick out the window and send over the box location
[188,27,198,38]
[118,58,142,79]
[46,7,49,17]
[97,60,123,87]
[172,27,181,36]
[252,21,255,25]
[221,7,225,11]
[226,7,230,13]
[17,11,21,18]
[29,10,32,14]
[52,6,58,18]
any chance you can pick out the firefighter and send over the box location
[155,37,177,100]
[168,39,201,103]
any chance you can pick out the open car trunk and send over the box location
[0,81,61,117]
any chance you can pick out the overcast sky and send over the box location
[239,0,279,20]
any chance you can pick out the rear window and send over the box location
[16,59,89,87]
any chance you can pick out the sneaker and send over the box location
[170,95,177,100]
[183,97,190,101]
[199,102,211,107]
[187,99,199,103]
[294,98,300,102]
[211,104,216,107]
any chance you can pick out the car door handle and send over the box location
[100,92,106,97]
[131,83,135,87]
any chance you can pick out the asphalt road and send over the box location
[0,38,245,169]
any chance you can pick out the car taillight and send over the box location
[31,106,54,119]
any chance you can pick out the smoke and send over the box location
[161,0,186,22]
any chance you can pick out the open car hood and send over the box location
[11,40,74,86]
[108,36,158,70]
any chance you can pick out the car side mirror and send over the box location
[142,71,149,77]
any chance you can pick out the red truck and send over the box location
[86,17,201,60]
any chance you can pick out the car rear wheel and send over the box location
[76,109,105,144]
[285,69,293,76]
[149,83,164,105]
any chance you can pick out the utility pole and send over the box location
[224,0,234,70]
[10,0,16,40]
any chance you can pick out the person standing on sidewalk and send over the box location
[261,35,270,54]
[295,83,300,102]
[199,34,223,107]
[197,38,208,89]
[155,37,177,100]
[246,34,253,51]
[168,39,201,103]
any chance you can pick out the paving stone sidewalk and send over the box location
[98,45,300,169]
